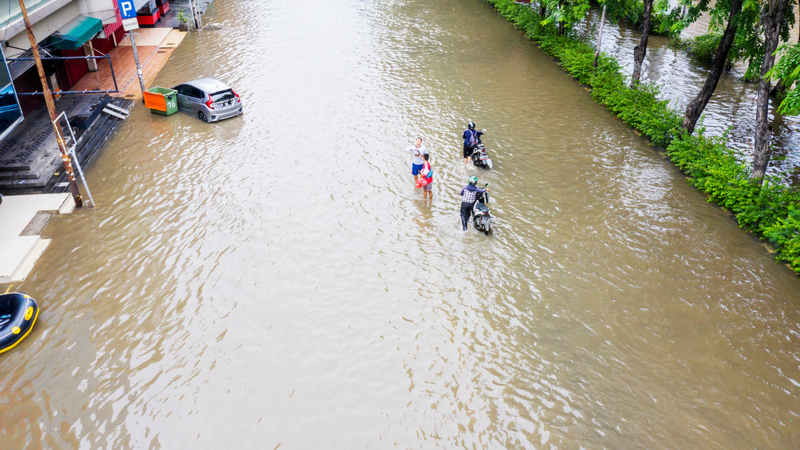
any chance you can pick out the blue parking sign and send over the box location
[119,0,137,20]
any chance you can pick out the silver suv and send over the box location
[173,78,243,122]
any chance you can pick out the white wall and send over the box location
[0,0,73,42]
[1,0,116,56]
[78,0,116,25]
[3,1,80,58]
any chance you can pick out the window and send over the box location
[177,84,192,96]
[210,90,235,103]
[190,87,205,99]
[0,47,22,139]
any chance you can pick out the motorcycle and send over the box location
[470,130,493,169]
[473,184,492,234]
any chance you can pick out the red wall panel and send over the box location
[58,48,89,90]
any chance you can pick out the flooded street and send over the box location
[2,0,800,447]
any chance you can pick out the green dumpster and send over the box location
[144,87,178,116]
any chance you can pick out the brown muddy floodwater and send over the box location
[2,0,800,448]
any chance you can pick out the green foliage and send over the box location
[630,0,685,36]
[540,0,591,34]
[178,9,190,25]
[593,80,681,145]
[487,0,800,273]
[764,208,800,271]
[672,0,770,79]
[650,3,684,36]
[676,33,723,63]
[667,131,800,270]
[601,0,640,24]
[769,43,800,115]
[488,0,680,144]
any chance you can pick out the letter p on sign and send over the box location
[120,0,136,19]
[119,0,139,31]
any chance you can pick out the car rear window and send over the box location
[210,90,235,102]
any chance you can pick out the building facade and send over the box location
[0,0,131,121]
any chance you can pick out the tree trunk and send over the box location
[539,3,545,16]
[769,32,800,97]
[682,0,742,134]
[594,4,607,68]
[752,0,790,183]
[631,0,654,88]
[770,78,786,98]
[558,21,565,35]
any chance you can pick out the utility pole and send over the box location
[18,0,82,207]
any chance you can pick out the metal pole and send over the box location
[69,154,94,206]
[54,117,95,207]
[129,32,146,100]
[190,0,201,30]
[17,0,82,207]
[197,1,203,29]
[108,55,119,92]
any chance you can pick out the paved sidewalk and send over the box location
[72,28,187,100]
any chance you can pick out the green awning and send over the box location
[49,15,103,51]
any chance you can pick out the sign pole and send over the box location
[18,0,83,207]
[129,32,146,99]
[119,0,145,99]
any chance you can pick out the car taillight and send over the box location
[232,89,241,103]
[206,95,214,110]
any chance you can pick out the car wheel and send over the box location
[198,112,208,122]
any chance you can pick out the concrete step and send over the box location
[0,171,38,180]
[0,157,60,190]
[0,163,34,173]
[0,152,59,180]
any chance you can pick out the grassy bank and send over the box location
[486,0,800,273]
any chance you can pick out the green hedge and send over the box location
[673,33,723,63]
[668,132,800,271]
[486,0,800,272]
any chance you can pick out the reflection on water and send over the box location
[1,0,799,448]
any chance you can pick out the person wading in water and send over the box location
[418,153,433,200]
[405,137,428,182]
[462,122,483,167]
[459,176,488,231]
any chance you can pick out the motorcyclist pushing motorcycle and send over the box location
[463,121,483,167]
[459,176,488,231]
